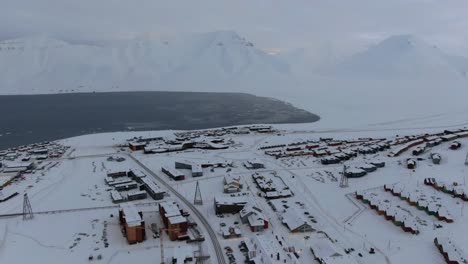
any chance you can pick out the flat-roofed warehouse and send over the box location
[162,166,185,181]
[139,177,165,200]
[214,195,248,214]
[175,161,203,177]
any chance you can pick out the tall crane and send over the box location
[160,227,165,264]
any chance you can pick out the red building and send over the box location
[119,203,146,244]
[159,201,189,241]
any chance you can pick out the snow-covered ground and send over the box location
[1,124,468,263]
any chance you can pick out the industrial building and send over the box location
[162,166,185,181]
[175,161,203,177]
[107,171,127,178]
[214,196,248,214]
[110,190,125,203]
[138,177,165,200]
[128,141,147,151]
[2,162,35,173]
[244,159,265,169]
[127,190,148,201]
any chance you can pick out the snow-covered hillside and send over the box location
[1,32,468,128]
[325,35,468,80]
[285,35,468,128]
[0,31,292,95]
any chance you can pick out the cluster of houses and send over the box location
[243,233,299,264]
[246,234,299,263]
[174,125,276,140]
[263,137,390,160]
[320,151,357,165]
[252,172,293,199]
[128,136,230,154]
[0,161,35,188]
[107,170,165,203]
[389,128,468,157]
[1,141,69,162]
[343,161,385,178]
[424,178,468,202]
[384,184,454,223]
[434,237,467,264]
[355,190,420,234]
[0,142,70,188]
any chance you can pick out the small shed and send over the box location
[406,159,417,169]
[450,141,461,150]
[431,153,441,164]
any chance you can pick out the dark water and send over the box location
[0,91,319,149]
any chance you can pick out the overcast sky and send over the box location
[2,0,468,55]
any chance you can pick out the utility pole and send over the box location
[340,165,349,188]
[160,228,165,264]
[23,193,33,220]
[194,181,203,205]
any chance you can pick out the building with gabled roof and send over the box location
[281,208,315,232]
[239,203,269,232]
[223,174,242,193]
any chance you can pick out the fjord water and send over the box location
[0,91,319,150]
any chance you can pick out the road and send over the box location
[126,154,226,264]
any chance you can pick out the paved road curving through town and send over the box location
[126,154,226,264]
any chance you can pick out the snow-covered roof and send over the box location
[161,166,184,176]
[215,195,248,205]
[110,190,123,201]
[120,203,142,227]
[140,177,163,193]
[309,238,354,264]
[168,215,187,225]
[160,201,182,217]
[281,208,311,231]
[127,190,146,197]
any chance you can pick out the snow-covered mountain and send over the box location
[0,31,292,95]
[2,32,468,128]
[325,35,468,80]
[286,35,468,127]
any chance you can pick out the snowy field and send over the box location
[1,124,468,263]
